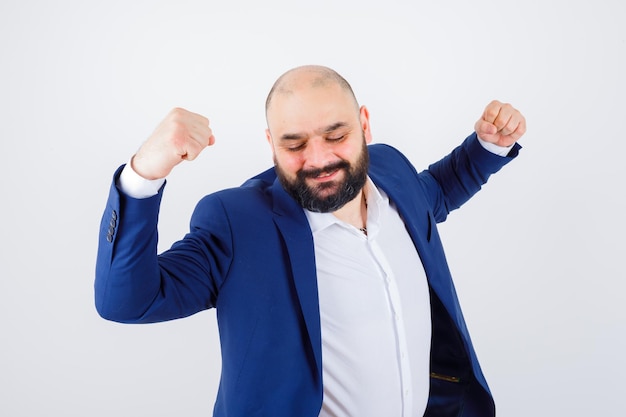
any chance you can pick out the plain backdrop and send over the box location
[1,0,624,416]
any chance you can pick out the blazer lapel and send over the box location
[270,178,323,381]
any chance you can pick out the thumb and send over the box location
[474,119,498,140]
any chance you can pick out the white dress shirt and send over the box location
[306,179,431,417]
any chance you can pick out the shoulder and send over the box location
[368,143,419,178]
[193,167,277,216]
[368,143,404,157]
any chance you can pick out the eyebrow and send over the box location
[279,122,350,141]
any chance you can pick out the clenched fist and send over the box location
[475,100,526,148]
[132,108,215,180]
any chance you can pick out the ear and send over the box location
[265,128,278,161]
[265,128,275,149]
[359,105,373,144]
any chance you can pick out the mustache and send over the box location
[297,160,350,180]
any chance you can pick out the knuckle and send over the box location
[494,116,507,128]
[519,124,527,135]
[484,108,499,120]
[169,107,187,122]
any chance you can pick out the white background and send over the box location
[1,0,624,415]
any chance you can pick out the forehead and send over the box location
[267,82,358,135]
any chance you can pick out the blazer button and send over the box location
[110,218,117,228]
[108,226,115,236]
[111,210,118,221]
[106,233,113,243]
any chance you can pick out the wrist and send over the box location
[118,159,165,199]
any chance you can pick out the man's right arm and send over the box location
[95,108,221,323]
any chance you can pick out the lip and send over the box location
[309,169,340,183]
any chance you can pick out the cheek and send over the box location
[275,153,304,177]
[338,142,362,163]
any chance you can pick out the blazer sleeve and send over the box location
[94,165,233,323]
[420,132,521,223]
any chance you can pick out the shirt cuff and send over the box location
[118,160,165,199]
[476,135,515,157]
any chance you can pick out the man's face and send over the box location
[265,82,373,212]
[274,137,369,212]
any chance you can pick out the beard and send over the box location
[275,139,369,213]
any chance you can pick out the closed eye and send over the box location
[326,135,345,142]
[286,142,306,152]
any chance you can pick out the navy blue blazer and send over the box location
[96,133,520,416]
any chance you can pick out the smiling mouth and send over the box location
[310,169,342,183]
[298,160,350,182]
[317,170,337,178]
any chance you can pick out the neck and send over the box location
[332,187,368,230]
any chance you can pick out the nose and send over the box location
[302,138,334,169]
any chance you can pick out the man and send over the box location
[96,65,526,416]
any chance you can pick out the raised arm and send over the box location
[423,101,526,222]
[95,108,223,323]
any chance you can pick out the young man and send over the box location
[96,65,525,416]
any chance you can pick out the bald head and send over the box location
[265,65,359,116]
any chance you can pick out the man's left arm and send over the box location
[424,100,526,222]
